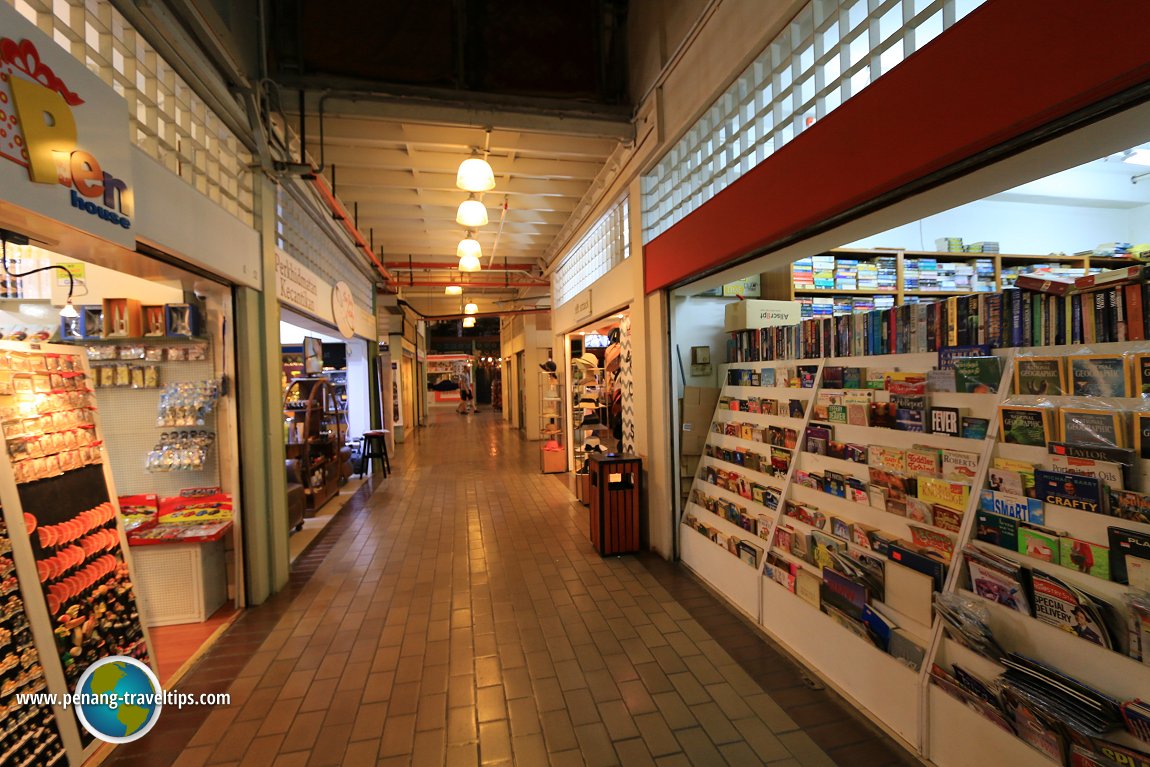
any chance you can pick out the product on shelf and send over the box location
[0,518,66,765]
[155,380,221,427]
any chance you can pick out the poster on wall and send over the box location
[391,361,403,427]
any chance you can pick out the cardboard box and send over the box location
[541,445,567,474]
[723,299,802,332]
[680,386,720,457]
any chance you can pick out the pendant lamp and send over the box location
[464,300,479,315]
[445,284,463,295]
[457,233,482,271]
[456,156,496,192]
[462,316,476,328]
[456,196,489,228]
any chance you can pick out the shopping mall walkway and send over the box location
[106,409,917,767]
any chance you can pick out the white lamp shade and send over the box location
[457,236,482,271]
[444,285,463,295]
[456,157,495,192]
[456,198,489,227]
[59,302,79,318]
[462,317,476,328]
[464,301,479,314]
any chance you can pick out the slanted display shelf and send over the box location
[682,339,1150,766]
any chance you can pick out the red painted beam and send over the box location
[307,175,394,285]
[643,0,1150,293]
[402,280,548,287]
[385,261,539,271]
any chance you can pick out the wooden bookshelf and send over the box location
[765,248,1140,309]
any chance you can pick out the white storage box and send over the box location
[723,299,802,332]
[130,539,227,626]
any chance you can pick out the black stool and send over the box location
[358,430,390,478]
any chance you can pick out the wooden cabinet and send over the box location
[284,378,347,514]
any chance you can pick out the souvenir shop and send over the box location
[276,255,376,548]
[0,6,257,761]
[656,15,1150,765]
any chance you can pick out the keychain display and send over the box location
[0,352,103,485]
[145,431,215,472]
[0,517,66,765]
[92,363,160,389]
[156,380,221,427]
[84,342,208,363]
[26,499,148,692]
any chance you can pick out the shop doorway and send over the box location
[279,311,369,561]
[0,243,243,685]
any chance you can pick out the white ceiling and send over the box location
[300,113,623,311]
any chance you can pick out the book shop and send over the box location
[660,71,1150,766]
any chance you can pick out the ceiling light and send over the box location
[445,284,463,295]
[1124,149,1150,167]
[456,196,489,228]
[462,316,476,328]
[464,300,479,315]
[456,157,495,192]
[458,233,482,271]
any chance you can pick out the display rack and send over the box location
[74,337,217,498]
[0,340,153,763]
[762,248,1141,315]
[284,378,347,513]
[682,339,1150,766]
[540,370,563,441]
[571,366,610,462]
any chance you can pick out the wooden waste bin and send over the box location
[588,454,641,555]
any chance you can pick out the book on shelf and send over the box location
[730,267,1150,363]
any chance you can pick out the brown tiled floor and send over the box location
[105,410,918,766]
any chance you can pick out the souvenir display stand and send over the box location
[540,371,566,474]
[283,378,348,513]
[683,337,1150,766]
[0,340,153,764]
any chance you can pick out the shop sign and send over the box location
[573,289,593,321]
[0,6,135,249]
[331,281,356,339]
[275,248,321,316]
[354,305,375,340]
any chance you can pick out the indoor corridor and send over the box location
[104,411,917,767]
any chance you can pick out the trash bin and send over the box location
[589,453,641,555]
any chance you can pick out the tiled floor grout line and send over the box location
[102,472,387,766]
[103,413,921,767]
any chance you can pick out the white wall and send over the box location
[845,198,1137,254]
[669,295,735,395]
[48,254,184,306]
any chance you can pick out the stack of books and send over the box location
[835,259,860,290]
[813,255,836,289]
[1001,263,1084,288]
[793,258,814,289]
[965,241,999,253]
[936,237,964,253]
[876,256,898,291]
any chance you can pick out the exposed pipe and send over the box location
[421,308,551,321]
[384,261,538,272]
[402,280,546,288]
[307,174,394,285]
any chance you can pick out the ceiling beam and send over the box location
[297,117,622,156]
[294,86,635,141]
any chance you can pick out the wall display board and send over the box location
[0,340,152,763]
[684,278,1150,765]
